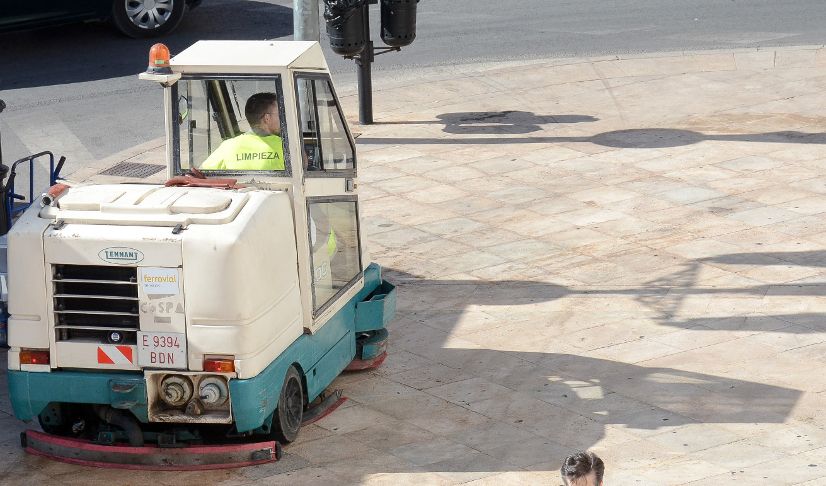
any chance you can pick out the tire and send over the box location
[111,0,186,39]
[272,366,303,444]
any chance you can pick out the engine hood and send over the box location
[40,184,250,227]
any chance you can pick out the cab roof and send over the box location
[170,40,328,73]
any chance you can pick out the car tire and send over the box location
[272,365,303,444]
[111,0,186,39]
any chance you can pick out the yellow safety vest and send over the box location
[200,133,285,171]
[327,228,337,256]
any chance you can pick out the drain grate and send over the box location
[98,162,165,178]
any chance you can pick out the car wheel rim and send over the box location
[283,377,302,431]
[125,0,174,30]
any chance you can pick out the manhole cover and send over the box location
[98,162,165,178]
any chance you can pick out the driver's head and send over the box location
[245,92,280,135]
[561,452,604,486]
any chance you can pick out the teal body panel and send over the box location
[7,370,147,423]
[355,280,396,333]
[7,263,394,434]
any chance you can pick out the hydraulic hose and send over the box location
[93,405,144,447]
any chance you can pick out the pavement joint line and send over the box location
[3,84,158,112]
[335,45,826,95]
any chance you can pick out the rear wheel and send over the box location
[272,366,303,444]
[111,0,186,38]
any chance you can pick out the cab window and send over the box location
[174,77,291,176]
[307,197,361,314]
[295,75,355,175]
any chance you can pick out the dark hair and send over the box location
[561,452,604,485]
[245,92,278,126]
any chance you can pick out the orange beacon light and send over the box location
[147,43,172,74]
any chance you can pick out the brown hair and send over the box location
[245,92,278,127]
[561,452,604,485]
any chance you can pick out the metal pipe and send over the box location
[0,99,5,167]
[93,405,145,447]
[294,0,320,41]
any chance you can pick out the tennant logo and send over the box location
[98,247,145,265]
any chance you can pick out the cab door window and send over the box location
[295,75,356,175]
[174,77,291,176]
[307,197,361,314]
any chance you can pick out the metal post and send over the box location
[294,0,320,42]
[0,99,5,167]
[356,2,374,124]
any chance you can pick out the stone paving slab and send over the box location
[3,45,826,485]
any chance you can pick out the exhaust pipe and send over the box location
[93,405,145,447]
[40,182,70,208]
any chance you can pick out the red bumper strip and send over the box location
[344,351,387,371]
[301,397,347,426]
[24,430,279,470]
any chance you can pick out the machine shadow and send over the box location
[328,263,808,476]
[386,111,599,135]
[358,124,826,147]
[0,0,293,90]
[705,250,826,268]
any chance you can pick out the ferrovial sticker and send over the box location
[141,268,180,295]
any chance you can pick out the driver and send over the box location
[200,92,285,171]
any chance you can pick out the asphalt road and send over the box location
[0,0,825,178]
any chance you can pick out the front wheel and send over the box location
[111,0,186,39]
[272,366,303,444]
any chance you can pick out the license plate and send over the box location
[138,332,187,369]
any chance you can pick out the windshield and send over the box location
[174,77,290,176]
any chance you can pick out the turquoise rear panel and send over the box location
[229,336,309,433]
[7,370,147,422]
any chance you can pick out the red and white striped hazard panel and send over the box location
[97,346,134,365]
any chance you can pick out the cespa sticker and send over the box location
[141,267,180,295]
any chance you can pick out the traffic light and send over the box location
[324,0,367,56]
[380,0,419,48]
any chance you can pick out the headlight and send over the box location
[198,376,228,406]
[160,375,193,407]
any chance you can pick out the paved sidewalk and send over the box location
[4,45,826,485]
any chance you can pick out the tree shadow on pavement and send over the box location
[361,113,826,146]
[318,259,811,479]
[0,0,293,90]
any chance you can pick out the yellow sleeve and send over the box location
[199,140,229,170]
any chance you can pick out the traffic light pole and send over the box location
[294,0,320,42]
[356,2,375,125]
[354,0,400,125]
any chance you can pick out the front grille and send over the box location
[53,264,139,344]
